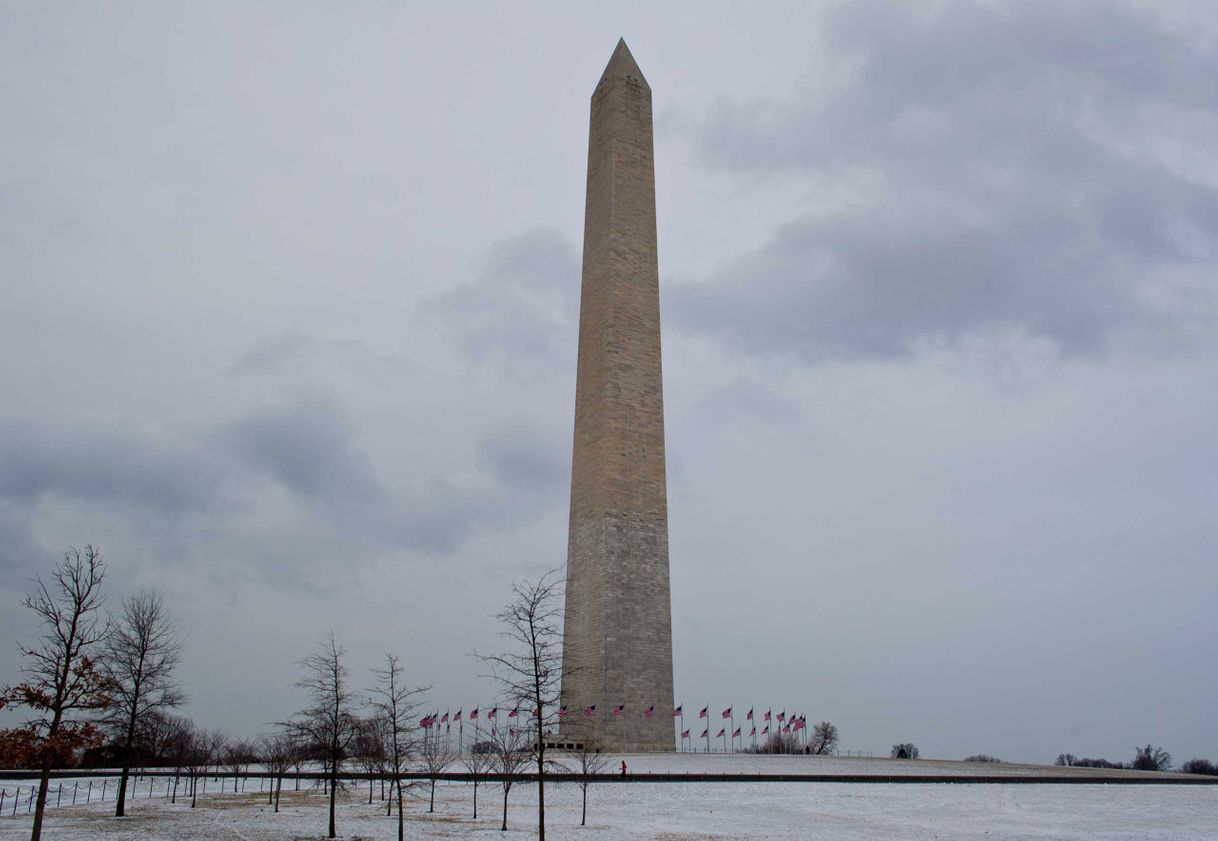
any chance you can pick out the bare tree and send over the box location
[420,733,455,814]
[809,721,839,755]
[99,589,184,816]
[259,733,295,812]
[161,714,195,804]
[462,743,494,820]
[490,723,529,831]
[135,709,183,766]
[369,653,428,841]
[476,570,564,841]
[0,546,111,841]
[352,716,387,804]
[223,738,255,793]
[285,631,362,839]
[891,742,920,759]
[182,726,226,808]
[563,731,609,827]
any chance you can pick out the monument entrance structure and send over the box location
[559,39,675,752]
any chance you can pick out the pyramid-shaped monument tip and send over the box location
[600,37,649,89]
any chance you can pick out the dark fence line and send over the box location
[2,769,1215,786]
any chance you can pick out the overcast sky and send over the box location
[3,0,1216,765]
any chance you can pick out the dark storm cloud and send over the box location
[673,1,1218,362]
[423,228,579,370]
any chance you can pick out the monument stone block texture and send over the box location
[560,39,675,752]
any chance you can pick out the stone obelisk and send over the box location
[560,39,675,752]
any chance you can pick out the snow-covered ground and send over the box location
[1,756,1214,840]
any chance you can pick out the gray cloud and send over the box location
[423,228,579,371]
[0,395,566,580]
[228,331,412,382]
[476,419,568,496]
[674,1,1218,362]
[0,419,221,513]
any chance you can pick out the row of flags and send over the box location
[419,708,534,728]
[417,705,810,730]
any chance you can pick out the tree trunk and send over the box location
[501,785,508,831]
[582,784,587,826]
[368,774,373,804]
[274,776,282,813]
[429,779,435,813]
[116,705,139,817]
[396,780,404,841]
[537,751,545,841]
[473,779,478,819]
[30,767,51,841]
[327,761,337,839]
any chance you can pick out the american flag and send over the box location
[440,712,449,724]
[762,725,769,735]
[508,708,518,719]
[673,705,683,717]
[764,709,771,722]
[721,707,732,720]
[699,706,708,719]
[700,729,708,738]
[777,710,785,723]
[419,716,431,729]
[613,704,624,717]
[558,706,568,720]
[454,710,462,722]
[746,708,753,721]
[795,717,806,731]
[487,708,497,720]
[470,708,478,721]
[750,727,756,737]
[584,705,597,718]
[716,728,725,738]
[732,727,741,738]
[643,705,655,719]
[681,729,690,738]
[782,724,791,734]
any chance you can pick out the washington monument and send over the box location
[560,39,675,752]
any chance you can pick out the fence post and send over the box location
[102,779,107,801]
[56,783,63,807]
[87,780,92,803]
[72,781,78,805]
[150,778,155,798]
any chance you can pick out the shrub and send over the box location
[1131,745,1172,772]
[1180,758,1217,776]
[963,754,1002,763]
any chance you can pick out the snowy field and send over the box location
[2,756,1214,840]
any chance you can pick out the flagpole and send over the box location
[704,704,710,754]
[680,710,685,752]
